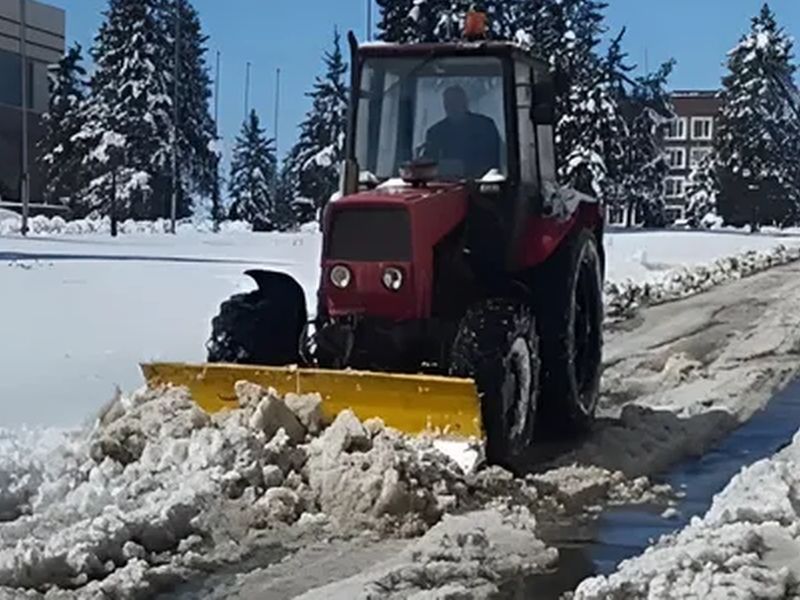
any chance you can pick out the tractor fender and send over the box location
[244,269,309,325]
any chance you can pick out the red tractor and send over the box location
[204,29,604,468]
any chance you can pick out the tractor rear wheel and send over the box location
[449,300,539,469]
[207,274,306,366]
[534,229,603,436]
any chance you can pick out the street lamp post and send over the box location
[212,49,221,232]
[19,0,30,236]
[170,0,181,234]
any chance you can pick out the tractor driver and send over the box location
[423,85,501,178]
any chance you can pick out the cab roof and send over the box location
[357,40,547,69]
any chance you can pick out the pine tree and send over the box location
[610,61,674,227]
[377,0,456,43]
[283,30,348,220]
[162,0,216,213]
[75,0,174,220]
[228,110,277,228]
[39,43,88,213]
[686,153,718,228]
[716,3,800,230]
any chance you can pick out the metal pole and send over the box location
[272,67,281,203]
[214,51,221,128]
[367,0,372,41]
[170,0,180,234]
[273,68,281,158]
[244,61,251,118]
[213,50,221,231]
[19,0,29,236]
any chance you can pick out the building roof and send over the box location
[670,90,721,99]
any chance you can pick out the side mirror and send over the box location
[531,80,556,125]
[532,102,555,125]
[340,158,359,196]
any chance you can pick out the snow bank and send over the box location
[574,428,800,599]
[0,381,669,598]
[0,384,536,598]
[0,215,252,236]
[605,243,800,319]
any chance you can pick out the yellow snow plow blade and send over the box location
[140,362,483,439]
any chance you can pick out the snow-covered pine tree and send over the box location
[686,153,718,228]
[612,60,674,227]
[273,164,300,231]
[162,0,216,215]
[76,0,174,220]
[377,0,456,43]
[39,43,88,214]
[716,3,800,230]
[283,30,348,221]
[523,1,628,198]
[228,110,277,229]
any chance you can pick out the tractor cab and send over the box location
[342,37,559,215]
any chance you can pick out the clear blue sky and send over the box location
[48,0,800,165]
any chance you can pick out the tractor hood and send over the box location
[321,182,469,320]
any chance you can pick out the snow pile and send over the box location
[0,382,552,598]
[605,243,800,319]
[298,507,558,599]
[574,428,800,599]
[0,428,81,523]
[0,215,252,236]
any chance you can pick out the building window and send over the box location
[30,61,50,113]
[691,117,714,140]
[690,146,713,167]
[0,50,23,108]
[666,147,686,169]
[665,117,687,140]
[664,176,686,199]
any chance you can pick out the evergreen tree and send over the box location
[75,0,174,220]
[39,43,88,213]
[162,0,216,212]
[611,61,674,227]
[686,153,719,228]
[228,110,277,228]
[283,30,348,220]
[377,0,455,43]
[716,3,800,230]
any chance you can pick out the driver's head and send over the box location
[443,85,469,120]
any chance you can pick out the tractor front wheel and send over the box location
[206,272,307,366]
[450,300,540,469]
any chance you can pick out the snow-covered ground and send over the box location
[3,225,800,597]
[3,227,799,427]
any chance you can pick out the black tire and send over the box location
[206,275,306,365]
[449,299,540,469]
[534,229,603,435]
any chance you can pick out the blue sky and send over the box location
[48,0,800,164]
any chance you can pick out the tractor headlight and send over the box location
[382,267,404,291]
[330,265,352,289]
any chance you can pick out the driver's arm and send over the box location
[423,123,442,161]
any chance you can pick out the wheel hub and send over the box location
[503,337,533,442]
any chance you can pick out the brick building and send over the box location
[662,90,723,221]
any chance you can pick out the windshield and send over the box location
[355,55,507,181]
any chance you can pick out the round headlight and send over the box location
[382,267,404,291]
[330,265,352,289]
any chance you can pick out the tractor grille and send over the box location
[327,208,411,262]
